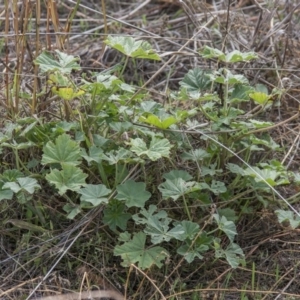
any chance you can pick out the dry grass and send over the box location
[1,0,300,299]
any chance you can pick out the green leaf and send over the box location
[197,93,218,101]
[163,170,193,181]
[158,178,198,201]
[243,167,282,186]
[133,206,184,244]
[214,214,237,242]
[249,135,280,151]
[294,173,300,183]
[225,50,258,63]
[103,200,131,231]
[109,121,133,133]
[208,70,249,85]
[133,205,168,225]
[84,73,135,94]
[209,180,227,195]
[230,84,253,103]
[78,184,111,206]
[130,137,172,161]
[81,146,104,164]
[46,164,87,195]
[63,203,82,219]
[118,232,132,242]
[206,71,225,84]
[34,50,81,73]
[0,169,24,181]
[200,46,226,61]
[92,134,109,147]
[0,182,14,201]
[139,114,178,129]
[200,163,222,176]
[114,232,168,269]
[181,148,211,161]
[145,221,184,244]
[179,68,212,92]
[217,208,238,222]
[227,163,245,175]
[116,180,151,208]
[2,141,35,150]
[51,86,84,101]
[105,36,161,60]
[177,233,212,263]
[0,190,13,200]
[83,74,120,93]
[275,209,300,229]
[102,148,133,165]
[249,119,273,129]
[227,73,249,85]
[255,83,268,94]
[42,133,81,166]
[177,220,200,240]
[139,101,162,113]
[214,238,244,268]
[48,71,70,86]
[177,240,209,263]
[249,92,271,105]
[200,47,257,63]
[0,132,9,143]
[3,177,40,194]
[224,243,245,268]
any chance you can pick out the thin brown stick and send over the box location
[35,289,124,300]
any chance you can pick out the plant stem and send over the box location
[182,195,192,221]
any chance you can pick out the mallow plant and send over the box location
[0,37,298,271]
